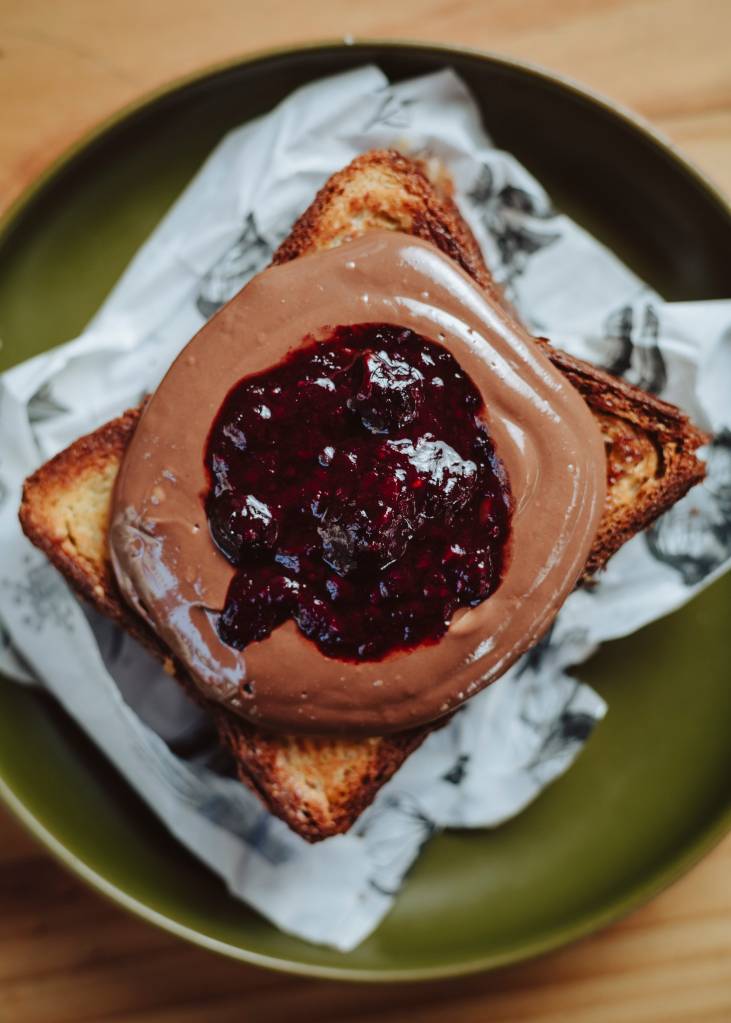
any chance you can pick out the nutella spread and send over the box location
[110,231,606,736]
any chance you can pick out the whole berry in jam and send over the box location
[208,492,278,564]
[349,348,424,433]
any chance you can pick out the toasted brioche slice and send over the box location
[19,151,707,841]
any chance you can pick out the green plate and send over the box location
[1,42,729,980]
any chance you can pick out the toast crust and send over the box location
[19,409,141,627]
[535,340,708,576]
[18,150,708,841]
[272,150,496,297]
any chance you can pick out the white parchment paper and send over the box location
[1,67,730,951]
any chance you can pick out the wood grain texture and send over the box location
[0,803,729,1023]
[0,1,729,1020]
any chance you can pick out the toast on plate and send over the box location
[19,151,708,841]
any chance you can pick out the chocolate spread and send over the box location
[110,232,606,736]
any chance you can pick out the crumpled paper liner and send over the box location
[1,66,729,951]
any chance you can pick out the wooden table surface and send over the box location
[1,2,729,1021]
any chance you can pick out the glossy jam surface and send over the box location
[204,324,512,661]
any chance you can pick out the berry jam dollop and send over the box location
[204,324,512,661]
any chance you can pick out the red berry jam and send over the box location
[204,324,512,661]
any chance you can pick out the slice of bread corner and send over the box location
[19,150,708,841]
